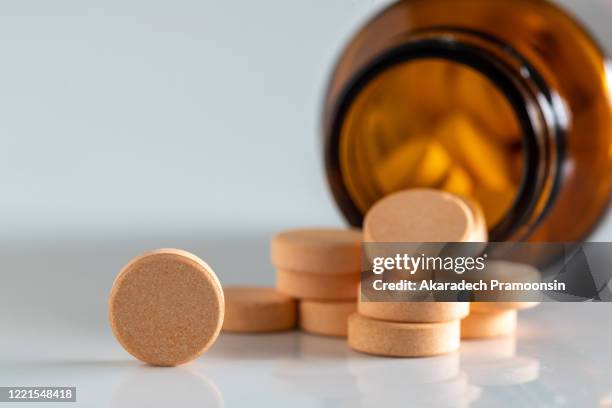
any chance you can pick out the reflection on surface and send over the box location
[212,329,541,407]
[350,353,478,407]
[265,331,542,407]
[461,335,541,407]
[112,363,223,408]
[272,337,477,407]
[461,337,539,386]
[197,303,611,407]
[274,335,357,401]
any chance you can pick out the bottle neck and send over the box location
[328,28,565,241]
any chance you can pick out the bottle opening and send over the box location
[339,58,526,230]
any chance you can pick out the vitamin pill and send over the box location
[299,300,356,337]
[271,228,362,274]
[276,268,358,300]
[108,249,224,366]
[348,313,460,357]
[442,165,474,197]
[410,140,453,188]
[222,286,296,333]
[363,189,476,243]
[461,309,517,339]
[436,114,514,191]
[358,300,469,323]
[376,138,453,194]
[375,138,429,193]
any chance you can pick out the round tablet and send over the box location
[276,268,359,300]
[299,300,356,337]
[271,228,362,274]
[358,300,469,323]
[222,286,296,333]
[364,189,476,243]
[348,313,460,357]
[461,310,517,339]
[109,249,224,366]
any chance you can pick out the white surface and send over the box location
[2,235,612,407]
[2,299,612,407]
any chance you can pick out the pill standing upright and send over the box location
[108,249,224,367]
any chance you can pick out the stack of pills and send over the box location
[462,261,541,339]
[271,229,362,337]
[349,189,488,357]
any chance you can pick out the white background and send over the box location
[0,0,611,241]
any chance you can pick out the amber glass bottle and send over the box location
[323,0,612,242]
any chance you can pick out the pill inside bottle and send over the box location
[339,60,522,231]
